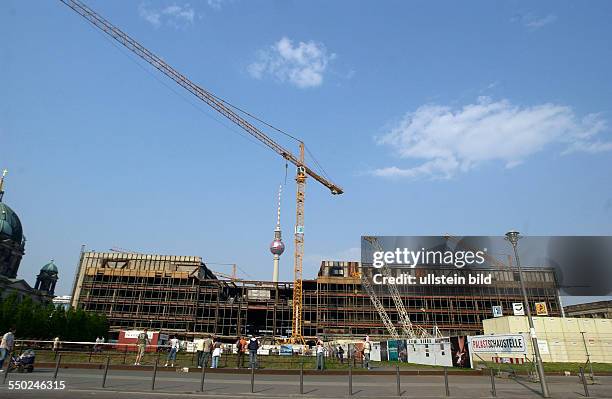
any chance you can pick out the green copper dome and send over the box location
[0,201,23,245]
[41,260,59,274]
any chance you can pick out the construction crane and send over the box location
[363,236,431,338]
[59,0,343,344]
[443,234,512,270]
[109,247,141,254]
[352,267,400,339]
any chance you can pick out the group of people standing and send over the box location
[194,335,259,369]
[132,331,262,369]
[314,336,373,371]
[234,336,260,369]
[195,334,222,368]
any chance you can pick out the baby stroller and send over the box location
[9,349,35,373]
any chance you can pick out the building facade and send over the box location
[564,300,612,319]
[72,252,562,340]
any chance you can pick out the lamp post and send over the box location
[505,230,550,398]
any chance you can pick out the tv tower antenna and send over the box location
[270,184,285,282]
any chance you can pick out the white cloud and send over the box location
[207,0,225,10]
[373,97,611,179]
[248,37,336,89]
[138,3,195,28]
[513,13,557,30]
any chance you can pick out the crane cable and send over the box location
[83,6,333,185]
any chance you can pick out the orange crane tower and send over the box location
[59,0,343,344]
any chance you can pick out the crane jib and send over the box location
[59,0,343,196]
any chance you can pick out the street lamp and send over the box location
[505,230,550,398]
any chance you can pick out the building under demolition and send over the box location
[71,251,562,340]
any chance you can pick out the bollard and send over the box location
[579,367,590,397]
[53,353,62,381]
[396,364,401,396]
[199,361,206,392]
[348,361,353,396]
[300,360,304,394]
[102,356,110,388]
[444,366,450,397]
[490,368,497,397]
[151,359,158,391]
[2,352,12,385]
[250,364,255,393]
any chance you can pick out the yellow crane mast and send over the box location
[59,0,343,344]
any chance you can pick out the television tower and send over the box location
[270,185,285,282]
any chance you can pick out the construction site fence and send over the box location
[9,340,374,370]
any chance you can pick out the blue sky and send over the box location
[1,1,611,301]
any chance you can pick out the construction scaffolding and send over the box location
[73,252,563,341]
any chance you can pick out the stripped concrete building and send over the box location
[71,252,562,340]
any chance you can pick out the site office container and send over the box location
[117,330,169,352]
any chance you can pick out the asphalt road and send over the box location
[0,367,609,398]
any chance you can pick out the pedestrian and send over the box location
[165,335,180,367]
[315,339,325,371]
[201,335,213,368]
[100,336,105,353]
[0,327,15,372]
[134,328,149,366]
[247,336,259,369]
[236,336,247,368]
[363,336,372,370]
[337,345,344,364]
[53,336,60,355]
[94,336,102,353]
[211,341,221,368]
[196,336,205,368]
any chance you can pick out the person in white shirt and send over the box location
[363,336,372,370]
[195,337,205,368]
[211,341,221,368]
[53,336,61,354]
[0,327,15,372]
[315,339,325,371]
[165,336,180,367]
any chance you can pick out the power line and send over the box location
[89,16,336,186]
[305,145,333,182]
[90,26,272,154]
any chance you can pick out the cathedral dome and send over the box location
[0,202,23,245]
[41,260,59,274]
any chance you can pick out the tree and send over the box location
[0,293,109,341]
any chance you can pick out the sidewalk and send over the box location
[1,367,609,398]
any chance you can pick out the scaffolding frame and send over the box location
[74,253,563,341]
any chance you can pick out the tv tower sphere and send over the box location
[270,239,285,256]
